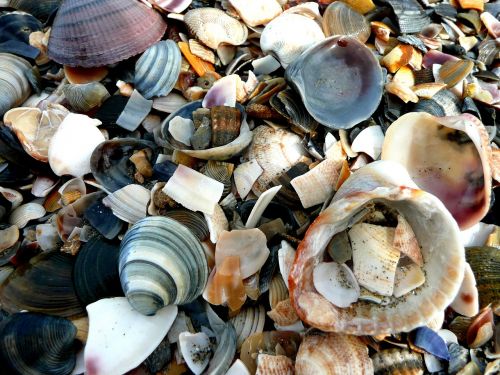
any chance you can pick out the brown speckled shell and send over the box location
[48,0,167,68]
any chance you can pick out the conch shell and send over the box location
[289,160,465,335]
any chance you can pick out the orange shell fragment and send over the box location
[178,42,216,77]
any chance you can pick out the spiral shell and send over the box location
[119,216,209,315]
[134,40,181,100]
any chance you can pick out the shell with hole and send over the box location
[289,160,465,335]
[382,112,493,230]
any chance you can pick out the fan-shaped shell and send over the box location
[285,36,383,130]
[0,53,33,117]
[118,216,209,315]
[184,8,248,50]
[134,40,181,100]
[47,0,168,67]
[0,312,78,375]
[322,2,370,43]
[289,160,465,335]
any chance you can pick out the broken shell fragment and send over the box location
[102,184,150,224]
[286,36,383,130]
[234,160,263,199]
[450,262,479,318]
[371,349,424,374]
[178,332,211,375]
[63,82,110,113]
[229,0,282,27]
[313,262,360,308]
[8,202,45,228]
[256,354,294,375]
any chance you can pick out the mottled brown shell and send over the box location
[48,0,167,67]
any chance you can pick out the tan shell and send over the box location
[228,0,282,27]
[184,8,248,50]
[322,2,371,43]
[295,332,373,374]
[371,349,424,375]
[256,354,294,375]
[289,161,465,335]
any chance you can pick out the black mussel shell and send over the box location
[0,12,42,44]
[0,162,32,187]
[94,95,129,127]
[237,200,298,230]
[84,199,123,240]
[0,251,84,317]
[412,89,462,117]
[0,312,78,375]
[73,236,123,306]
[90,138,160,192]
[259,244,279,294]
[269,89,319,134]
[153,160,178,182]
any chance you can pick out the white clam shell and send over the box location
[179,332,211,375]
[8,202,46,228]
[260,13,325,67]
[169,116,194,146]
[393,263,426,298]
[229,0,282,27]
[278,240,295,290]
[48,113,104,177]
[351,125,385,160]
[204,203,228,244]
[84,297,177,375]
[102,184,150,224]
[313,262,360,308]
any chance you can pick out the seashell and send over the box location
[0,312,78,375]
[135,40,181,100]
[153,92,188,113]
[459,0,484,12]
[0,251,84,317]
[73,236,123,306]
[322,2,371,44]
[286,36,383,130]
[413,326,450,361]
[119,217,209,315]
[116,90,153,132]
[269,274,289,310]
[467,307,494,348]
[8,202,45,228]
[58,177,86,206]
[386,81,419,104]
[48,113,105,177]
[230,305,266,350]
[216,229,269,279]
[0,11,42,46]
[179,332,211,374]
[184,8,248,50]
[163,164,223,215]
[178,41,216,77]
[480,12,500,39]
[8,0,61,22]
[291,158,343,209]
[240,331,301,374]
[189,39,215,64]
[151,0,192,13]
[371,348,424,375]
[313,262,360,308]
[245,185,281,228]
[290,161,465,335]
[90,138,159,193]
[210,106,241,147]
[438,60,474,89]
[229,0,282,27]
[337,0,375,14]
[278,240,295,290]
[412,89,462,117]
[256,354,294,375]
[384,0,430,34]
[102,184,150,224]
[234,160,263,199]
[84,297,177,375]
[295,332,373,374]
[202,74,239,109]
[0,187,23,215]
[0,53,33,117]
[465,247,499,308]
[63,82,110,113]
[267,298,299,326]
[48,0,167,67]
[450,262,479,317]
[204,204,229,244]
[382,113,492,230]
[204,322,237,375]
[204,255,247,311]
[244,125,309,195]
[412,83,447,99]
[169,116,195,146]
[202,160,234,197]
[269,89,319,134]
[63,65,109,85]
[165,209,210,241]
[260,13,325,68]
[226,359,251,375]
[4,104,69,162]
[0,225,18,261]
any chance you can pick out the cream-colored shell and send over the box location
[229,0,282,27]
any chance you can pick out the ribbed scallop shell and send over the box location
[184,8,248,50]
[295,332,373,375]
[289,161,465,335]
[202,160,234,197]
[134,40,181,100]
[322,2,370,43]
[0,53,32,117]
[119,216,209,316]
[48,0,168,67]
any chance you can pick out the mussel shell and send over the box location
[83,199,123,240]
[47,0,168,67]
[322,2,371,44]
[0,11,43,44]
[118,216,209,315]
[465,247,499,308]
[269,89,319,134]
[73,236,123,306]
[0,251,84,317]
[0,53,33,118]
[0,312,78,375]
[285,36,383,130]
[412,89,462,116]
[90,138,159,192]
[384,0,430,33]
[134,40,181,100]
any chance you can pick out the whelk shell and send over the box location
[289,161,465,335]
[322,2,371,44]
[48,0,168,67]
[184,8,248,50]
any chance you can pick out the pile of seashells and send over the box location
[0,0,499,374]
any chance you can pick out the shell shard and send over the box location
[313,262,360,308]
[450,262,479,317]
[393,214,423,266]
[178,332,211,374]
[393,263,426,298]
[322,2,371,43]
[102,184,150,224]
[289,160,465,335]
[48,0,167,67]
[84,297,177,375]
[118,217,209,315]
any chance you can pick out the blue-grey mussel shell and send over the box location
[73,236,123,306]
[0,312,78,375]
[134,40,182,100]
[285,36,383,130]
[119,216,209,316]
[0,12,43,44]
[0,53,33,117]
[8,0,62,22]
